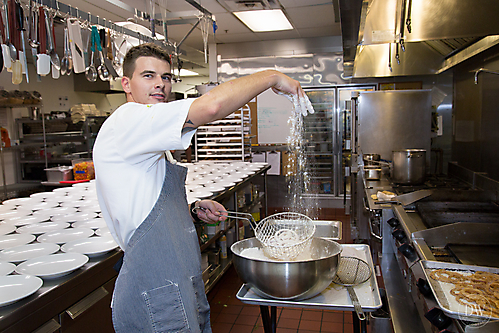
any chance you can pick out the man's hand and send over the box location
[276,90,315,116]
[193,200,227,224]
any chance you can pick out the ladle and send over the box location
[60,26,69,75]
[93,27,109,81]
[84,28,97,82]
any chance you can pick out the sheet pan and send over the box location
[422,260,499,323]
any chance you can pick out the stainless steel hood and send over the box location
[340,0,499,77]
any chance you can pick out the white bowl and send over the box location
[0,275,43,306]
[16,252,89,279]
[0,243,60,263]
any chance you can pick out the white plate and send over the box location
[0,224,16,235]
[95,227,111,237]
[50,212,97,223]
[191,190,213,199]
[30,192,59,201]
[0,261,15,275]
[1,198,33,208]
[0,243,60,263]
[0,275,43,306]
[29,201,60,211]
[204,184,226,193]
[16,252,89,279]
[37,228,94,244]
[0,234,36,250]
[72,219,107,230]
[62,237,118,257]
[16,222,70,235]
[6,215,51,227]
[0,209,32,221]
[215,180,236,188]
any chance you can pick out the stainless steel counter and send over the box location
[0,250,121,333]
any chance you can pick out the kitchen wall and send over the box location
[453,44,499,182]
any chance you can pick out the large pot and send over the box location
[231,237,342,300]
[392,149,426,184]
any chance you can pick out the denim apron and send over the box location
[112,160,211,333]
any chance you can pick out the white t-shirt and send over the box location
[93,99,196,250]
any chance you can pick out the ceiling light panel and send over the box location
[234,9,293,32]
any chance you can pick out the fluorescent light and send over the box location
[173,69,199,76]
[234,9,293,32]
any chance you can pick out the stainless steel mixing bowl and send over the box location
[231,237,342,300]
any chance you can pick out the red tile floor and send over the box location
[206,208,367,333]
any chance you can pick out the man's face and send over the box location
[121,56,172,104]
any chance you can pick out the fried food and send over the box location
[429,269,499,319]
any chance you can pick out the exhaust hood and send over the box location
[340,0,499,77]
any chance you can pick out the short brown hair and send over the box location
[122,43,172,78]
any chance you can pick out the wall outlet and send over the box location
[59,96,69,110]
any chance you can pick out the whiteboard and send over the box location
[257,89,293,144]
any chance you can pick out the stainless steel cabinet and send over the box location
[303,86,376,199]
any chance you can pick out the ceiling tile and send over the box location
[286,4,336,29]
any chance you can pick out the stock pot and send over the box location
[392,149,426,184]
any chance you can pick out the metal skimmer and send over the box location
[333,257,372,321]
[192,208,315,261]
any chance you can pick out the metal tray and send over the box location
[312,220,342,240]
[236,244,381,312]
[422,260,499,322]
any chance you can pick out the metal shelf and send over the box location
[195,105,252,161]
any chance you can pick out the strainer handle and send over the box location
[191,207,257,229]
[347,286,366,321]
[218,210,258,230]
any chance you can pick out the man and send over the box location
[93,43,313,332]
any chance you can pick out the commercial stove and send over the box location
[361,163,499,333]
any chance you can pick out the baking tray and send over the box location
[422,260,499,322]
[236,244,381,312]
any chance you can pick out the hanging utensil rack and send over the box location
[33,0,216,58]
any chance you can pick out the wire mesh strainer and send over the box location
[333,257,372,321]
[193,208,315,260]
